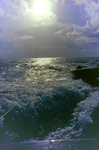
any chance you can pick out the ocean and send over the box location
[0,57,99,149]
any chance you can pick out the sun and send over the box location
[33,0,50,15]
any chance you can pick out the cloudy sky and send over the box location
[0,0,99,59]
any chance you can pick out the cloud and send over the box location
[54,0,66,3]
[72,0,97,5]
[13,35,35,42]
[20,35,35,40]
[76,36,98,45]
[72,0,99,27]
[0,7,4,16]
[60,0,99,52]
[2,0,28,9]
[53,18,99,56]
[55,23,73,37]
[72,22,99,40]
[2,0,29,17]
[6,13,18,20]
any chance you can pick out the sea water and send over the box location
[0,57,99,148]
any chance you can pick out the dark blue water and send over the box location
[0,57,99,144]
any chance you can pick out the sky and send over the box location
[0,0,99,59]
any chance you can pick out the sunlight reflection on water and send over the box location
[33,58,53,66]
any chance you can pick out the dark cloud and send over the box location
[0,38,14,59]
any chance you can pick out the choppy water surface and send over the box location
[0,57,99,144]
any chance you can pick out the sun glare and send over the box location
[33,0,50,15]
